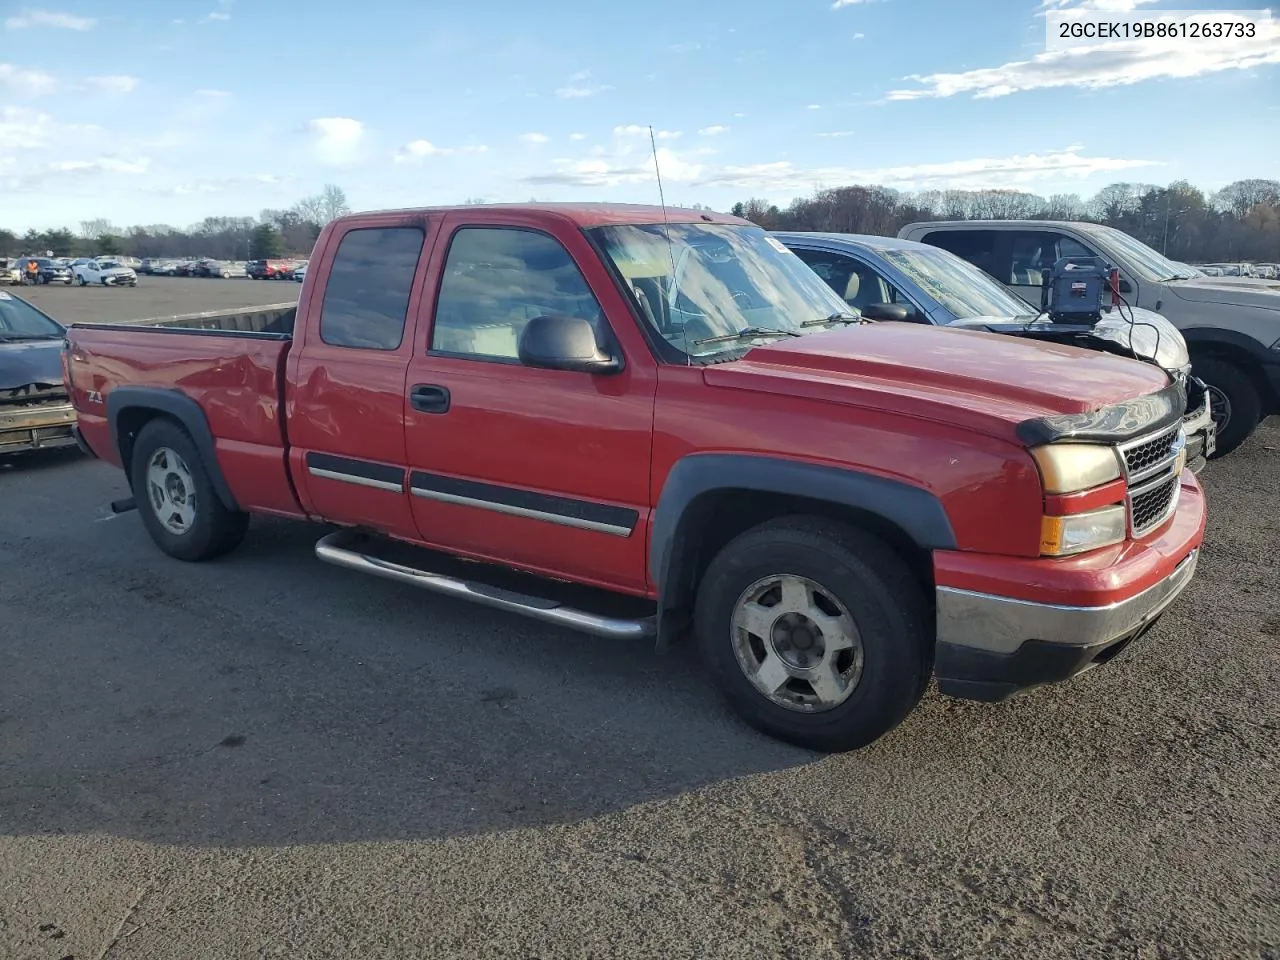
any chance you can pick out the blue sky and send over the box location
[2,0,1277,231]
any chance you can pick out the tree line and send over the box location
[0,184,351,262]
[730,178,1280,264]
[6,178,1278,266]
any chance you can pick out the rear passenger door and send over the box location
[287,216,430,541]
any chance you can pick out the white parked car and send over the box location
[74,258,138,287]
[293,262,307,282]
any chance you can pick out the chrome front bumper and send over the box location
[1182,380,1215,468]
[0,402,79,454]
[933,549,1199,701]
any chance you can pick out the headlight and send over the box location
[1040,504,1127,556]
[1030,443,1122,494]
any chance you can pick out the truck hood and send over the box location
[943,307,1188,373]
[706,323,1172,444]
[1166,277,1280,311]
[0,338,66,393]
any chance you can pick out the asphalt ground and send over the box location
[0,278,1276,958]
[16,275,298,326]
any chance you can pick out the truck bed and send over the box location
[66,322,301,516]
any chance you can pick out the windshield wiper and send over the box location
[692,326,803,346]
[800,312,861,328]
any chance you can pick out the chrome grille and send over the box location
[1128,473,1180,537]
[1117,423,1185,538]
[1118,425,1181,484]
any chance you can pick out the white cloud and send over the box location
[805,103,822,110]
[523,146,704,188]
[392,139,488,162]
[555,69,613,98]
[690,147,1160,193]
[519,132,550,144]
[195,88,231,98]
[569,132,586,140]
[153,174,281,196]
[669,41,702,53]
[3,8,95,30]
[832,0,878,7]
[204,11,231,20]
[200,0,232,23]
[307,117,364,165]
[817,130,856,138]
[0,105,55,149]
[852,32,865,40]
[614,125,681,140]
[889,12,1280,99]
[0,63,58,96]
[1038,0,1158,12]
[86,75,140,94]
[698,125,730,136]
[733,112,746,118]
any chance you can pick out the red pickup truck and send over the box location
[64,203,1206,752]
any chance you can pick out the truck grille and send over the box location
[1128,474,1179,536]
[1118,424,1184,538]
[0,385,69,407]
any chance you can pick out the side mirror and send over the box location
[859,302,919,323]
[517,314,622,374]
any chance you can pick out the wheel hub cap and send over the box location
[731,574,865,714]
[146,446,197,536]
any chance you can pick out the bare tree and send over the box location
[79,218,116,240]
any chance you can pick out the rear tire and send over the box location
[694,516,931,752]
[1193,356,1262,457]
[129,419,249,562]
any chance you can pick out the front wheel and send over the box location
[1193,356,1262,457]
[77,275,87,286]
[695,516,931,752]
[129,419,249,561]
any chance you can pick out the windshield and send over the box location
[98,260,122,269]
[879,246,1036,319]
[589,222,854,359]
[0,291,65,338]
[1089,225,1196,281]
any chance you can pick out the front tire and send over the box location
[77,275,87,286]
[1193,356,1262,457]
[129,419,249,561]
[694,516,931,752]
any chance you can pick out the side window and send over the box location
[789,248,889,309]
[922,229,1003,281]
[1009,232,1098,286]
[319,226,425,350]
[431,227,604,362]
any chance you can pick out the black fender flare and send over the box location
[649,453,957,649]
[1182,328,1280,407]
[106,386,239,512]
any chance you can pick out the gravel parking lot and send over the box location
[0,280,1277,958]
[16,276,298,326]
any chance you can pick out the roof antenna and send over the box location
[649,125,690,365]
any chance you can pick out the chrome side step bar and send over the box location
[315,530,656,641]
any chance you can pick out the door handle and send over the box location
[410,384,450,414]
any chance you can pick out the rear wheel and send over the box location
[695,516,931,752]
[129,419,249,561]
[1194,356,1262,457]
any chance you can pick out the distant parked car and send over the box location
[0,259,22,285]
[30,258,73,284]
[73,258,138,287]
[199,259,247,278]
[293,262,307,282]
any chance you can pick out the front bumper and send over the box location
[1182,376,1215,471]
[933,473,1205,702]
[0,402,79,455]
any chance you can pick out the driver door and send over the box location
[403,215,657,593]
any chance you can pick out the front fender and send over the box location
[649,453,957,649]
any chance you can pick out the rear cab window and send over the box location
[319,226,426,350]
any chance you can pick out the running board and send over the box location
[314,530,656,641]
